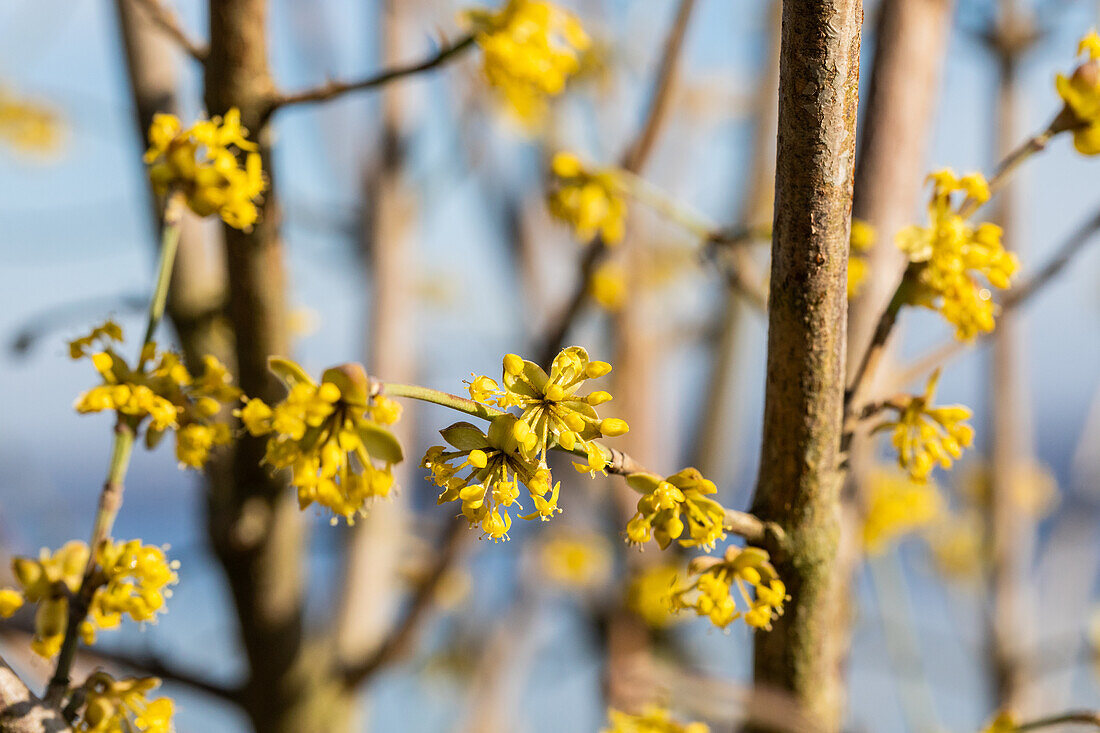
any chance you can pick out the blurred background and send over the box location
[0,0,1098,731]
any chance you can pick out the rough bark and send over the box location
[202,2,340,731]
[749,1,861,729]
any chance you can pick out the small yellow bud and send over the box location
[468,449,488,469]
[544,384,565,402]
[503,353,524,376]
[587,391,612,405]
[600,418,629,436]
[585,361,612,378]
[317,382,341,403]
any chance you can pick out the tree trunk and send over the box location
[749,2,861,729]
[202,3,346,731]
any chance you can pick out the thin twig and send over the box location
[130,0,208,62]
[340,518,467,687]
[534,0,697,362]
[44,195,185,706]
[265,34,476,119]
[1013,711,1100,731]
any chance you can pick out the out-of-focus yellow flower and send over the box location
[145,108,265,230]
[625,469,727,551]
[548,151,627,244]
[467,346,626,472]
[876,369,974,482]
[71,322,240,469]
[625,563,684,629]
[0,540,177,658]
[539,531,612,589]
[589,261,628,311]
[957,459,1059,519]
[848,218,875,299]
[1056,31,1100,155]
[927,510,985,580]
[463,0,590,122]
[979,711,1018,733]
[424,415,559,541]
[237,359,403,523]
[0,87,61,155]
[896,170,1018,340]
[77,671,174,733]
[603,706,709,733]
[861,467,942,555]
[670,546,787,631]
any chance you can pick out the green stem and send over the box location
[138,191,185,366]
[380,382,503,421]
[44,192,183,705]
[616,168,718,241]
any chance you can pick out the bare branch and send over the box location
[130,0,208,62]
[266,34,476,117]
[0,654,71,733]
[1014,711,1100,731]
[340,518,468,688]
[78,646,241,702]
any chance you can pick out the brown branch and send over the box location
[0,655,71,733]
[78,646,242,702]
[1013,711,1100,731]
[130,0,208,61]
[340,517,467,688]
[264,34,475,119]
[889,207,1100,392]
[534,0,697,363]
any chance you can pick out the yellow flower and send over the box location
[539,531,612,589]
[144,107,265,230]
[236,359,404,524]
[468,347,625,473]
[625,469,727,551]
[670,546,787,631]
[548,151,627,244]
[861,467,942,554]
[71,323,240,469]
[927,510,985,580]
[88,539,178,635]
[424,415,560,541]
[847,218,875,299]
[463,0,590,122]
[603,706,709,733]
[1,540,176,658]
[957,459,1059,519]
[0,87,61,155]
[875,369,974,482]
[1056,31,1100,154]
[896,170,1018,340]
[589,261,628,310]
[980,711,1018,733]
[77,672,174,733]
[625,563,684,629]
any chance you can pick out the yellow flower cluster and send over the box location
[548,152,628,243]
[861,468,942,555]
[538,531,612,589]
[463,0,590,121]
[589,261,628,311]
[468,346,628,474]
[625,469,728,551]
[897,170,1018,340]
[876,370,974,482]
[847,218,875,299]
[237,359,403,523]
[1056,32,1100,155]
[78,672,174,733]
[71,321,240,469]
[424,416,560,541]
[0,540,177,658]
[603,706,709,733]
[670,546,787,630]
[0,86,60,155]
[144,107,265,230]
[625,563,684,629]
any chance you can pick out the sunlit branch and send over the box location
[265,34,476,119]
[130,0,208,62]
